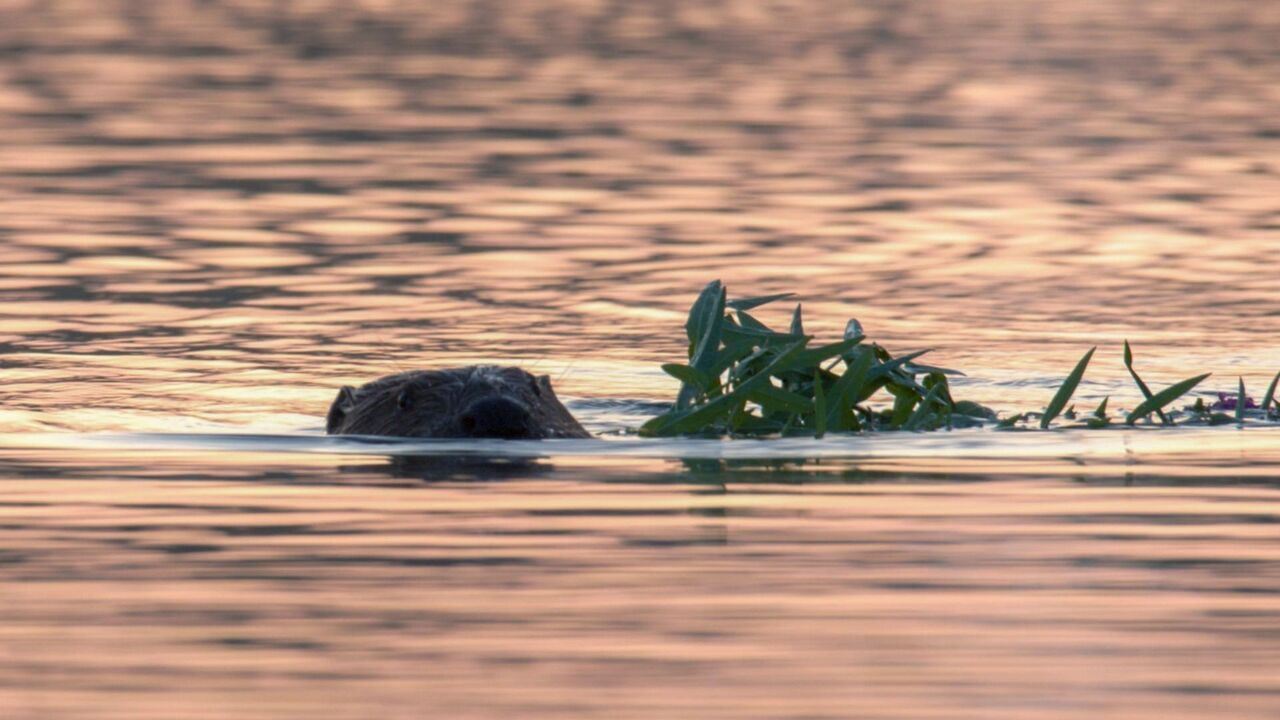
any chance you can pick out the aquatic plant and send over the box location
[1124,372,1211,426]
[640,281,971,437]
[641,281,1276,438]
[1123,341,1168,425]
[1265,371,1280,415]
[1040,348,1094,429]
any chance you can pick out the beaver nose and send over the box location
[458,397,533,438]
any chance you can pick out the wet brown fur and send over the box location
[326,366,589,439]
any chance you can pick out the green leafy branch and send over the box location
[640,281,1279,437]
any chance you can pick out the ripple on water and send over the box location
[1,1,1280,718]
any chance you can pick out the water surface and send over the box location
[1,1,1279,717]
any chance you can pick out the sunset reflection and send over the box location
[1,1,1279,718]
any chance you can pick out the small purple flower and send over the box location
[1211,392,1259,411]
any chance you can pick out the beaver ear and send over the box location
[326,386,356,434]
[396,387,414,411]
[536,375,554,396]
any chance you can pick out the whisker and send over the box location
[555,360,577,384]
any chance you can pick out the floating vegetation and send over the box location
[1264,371,1280,414]
[1123,340,1168,425]
[1040,347,1094,429]
[640,280,1280,438]
[1124,372,1211,426]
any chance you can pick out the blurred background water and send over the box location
[1,1,1279,718]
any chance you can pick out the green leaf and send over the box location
[922,372,955,409]
[736,310,773,333]
[1237,377,1246,425]
[870,349,933,378]
[904,362,967,377]
[721,323,807,347]
[748,384,813,416]
[707,337,759,379]
[903,384,944,431]
[789,304,804,337]
[1086,396,1110,428]
[684,280,724,349]
[726,344,773,383]
[669,341,808,435]
[726,293,795,311]
[662,363,712,392]
[1125,373,1212,425]
[793,337,864,368]
[642,340,810,436]
[726,397,749,432]
[1093,396,1110,419]
[813,369,827,438]
[1264,370,1280,414]
[1041,347,1096,429]
[888,385,918,428]
[850,350,935,408]
[827,347,875,431]
[851,350,934,406]
[638,412,675,436]
[678,282,726,410]
[1123,340,1168,425]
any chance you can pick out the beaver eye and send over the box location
[397,389,413,411]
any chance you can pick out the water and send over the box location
[2,1,1280,717]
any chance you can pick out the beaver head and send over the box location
[325,366,590,439]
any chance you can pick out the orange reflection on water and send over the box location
[1,2,1280,717]
[1,450,1280,718]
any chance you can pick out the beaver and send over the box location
[325,366,590,439]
